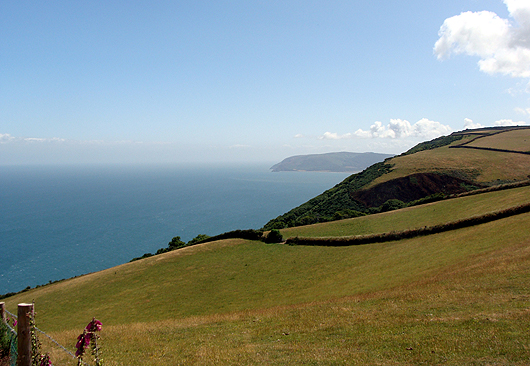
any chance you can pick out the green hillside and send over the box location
[263,126,530,229]
[2,182,530,365]
[2,127,530,365]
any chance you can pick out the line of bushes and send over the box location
[130,234,212,262]
[130,229,284,262]
[285,202,530,247]
[191,229,264,244]
[180,229,283,245]
[450,145,530,155]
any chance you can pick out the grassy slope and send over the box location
[264,128,530,229]
[466,128,530,152]
[3,186,530,365]
[19,211,530,365]
[280,184,530,238]
[370,135,530,187]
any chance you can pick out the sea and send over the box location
[0,163,350,294]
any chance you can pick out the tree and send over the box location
[168,236,186,250]
[187,234,211,245]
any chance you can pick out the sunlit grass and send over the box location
[4,186,530,365]
[280,185,530,238]
[38,217,530,365]
[467,128,530,152]
[370,135,530,186]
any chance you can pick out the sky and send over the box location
[1,0,530,165]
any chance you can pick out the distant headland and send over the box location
[270,151,394,172]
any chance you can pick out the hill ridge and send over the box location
[270,151,393,172]
[263,127,530,230]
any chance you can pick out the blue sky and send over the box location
[1,0,529,165]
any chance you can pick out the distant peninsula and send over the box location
[270,152,394,172]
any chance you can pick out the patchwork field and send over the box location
[465,128,530,152]
[281,184,530,238]
[3,128,530,365]
[3,185,530,365]
[372,141,530,187]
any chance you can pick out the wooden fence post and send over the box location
[0,302,5,322]
[17,303,33,366]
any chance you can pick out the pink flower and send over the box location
[75,347,83,357]
[76,332,91,353]
[85,318,103,332]
[76,334,84,347]
[93,319,102,331]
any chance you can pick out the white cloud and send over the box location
[435,0,530,78]
[412,118,453,139]
[319,118,453,141]
[319,132,352,140]
[0,133,15,143]
[494,119,528,126]
[463,118,484,129]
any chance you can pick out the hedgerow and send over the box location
[286,203,530,247]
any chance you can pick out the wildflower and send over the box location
[75,332,91,357]
[85,318,103,332]
[76,318,103,363]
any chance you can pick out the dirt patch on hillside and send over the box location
[351,172,482,207]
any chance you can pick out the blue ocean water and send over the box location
[0,164,350,294]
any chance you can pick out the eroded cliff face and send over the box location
[350,172,482,207]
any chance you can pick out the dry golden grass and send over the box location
[40,224,530,365]
[280,185,530,238]
[370,142,530,187]
[4,210,530,365]
[467,128,530,152]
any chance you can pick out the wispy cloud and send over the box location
[0,133,15,143]
[494,119,528,126]
[435,0,530,79]
[0,133,66,144]
[514,107,530,115]
[319,118,453,141]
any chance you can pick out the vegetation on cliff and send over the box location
[263,127,530,230]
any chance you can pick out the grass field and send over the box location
[3,186,530,365]
[368,134,530,187]
[466,128,530,152]
[280,184,530,238]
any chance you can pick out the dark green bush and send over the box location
[264,229,283,243]
[187,234,211,245]
[0,321,11,361]
[380,199,406,212]
[333,209,365,220]
[168,236,187,250]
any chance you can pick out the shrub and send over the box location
[264,229,283,243]
[187,234,211,245]
[380,199,406,212]
[0,321,10,361]
[168,236,186,250]
[333,209,365,220]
